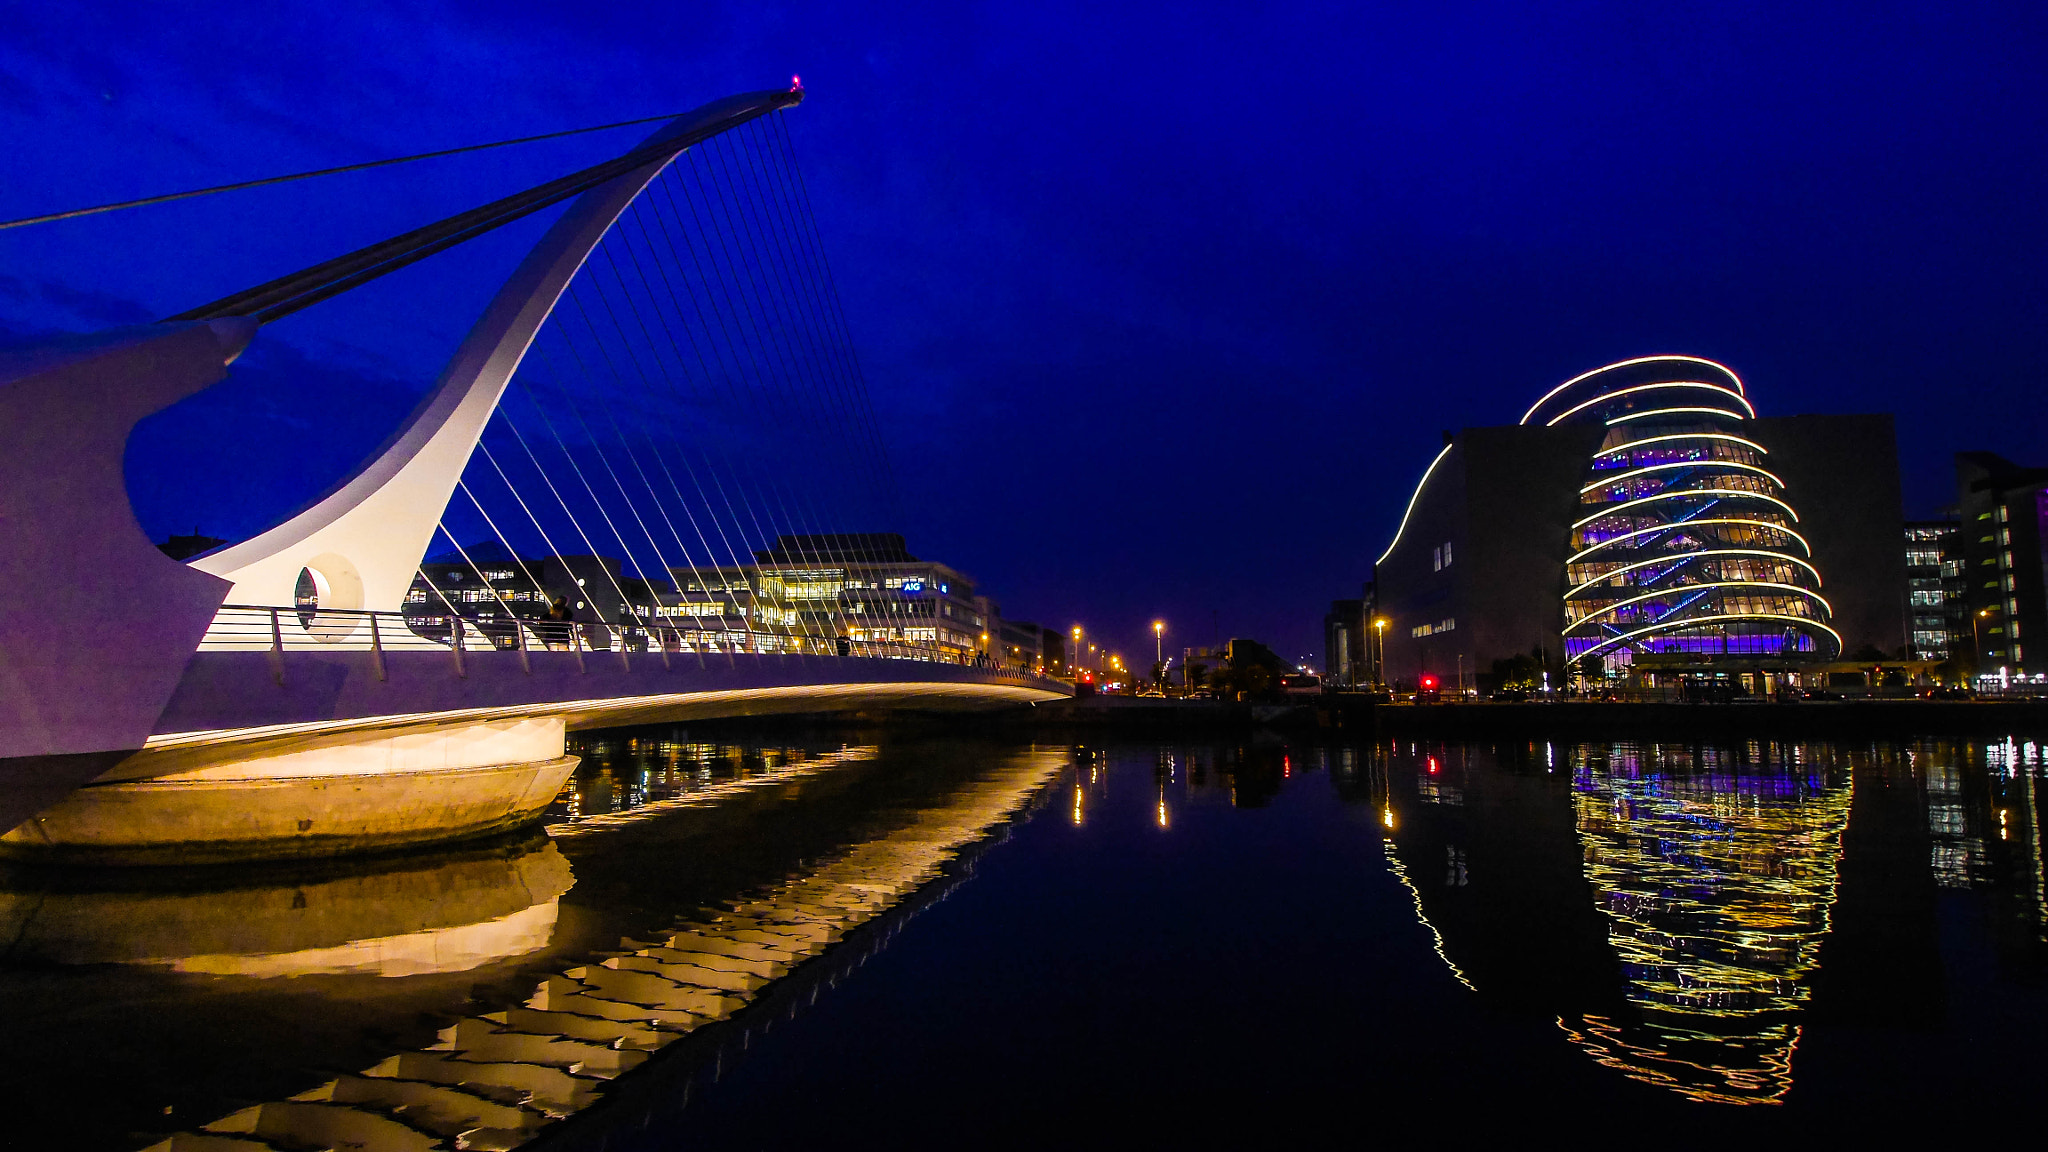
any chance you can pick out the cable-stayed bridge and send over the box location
[0,84,1068,861]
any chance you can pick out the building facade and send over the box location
[404,533,1047,668]
[1954,453,2048,678]
[1323,597,1367,688]
[1903,518,1964,660]
[1372,356,1906,690]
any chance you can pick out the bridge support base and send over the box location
[0,719,577,865]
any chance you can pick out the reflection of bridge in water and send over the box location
[0,83,1065,860]
[0,739,1060,1150]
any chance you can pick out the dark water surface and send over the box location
[2,732,2044,1147]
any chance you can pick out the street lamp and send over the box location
[1972,607,1996,682]
[1153,620,1164,665]
[1071,625,1082,677]
[1372,618,1388,689]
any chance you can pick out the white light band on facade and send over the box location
[1564,548,1824,600]
[1565,581,1836,631]
[1577,614,1844,661]
[1375,442,1455,567]
[1518,354,1748,426]
[1572,488,1802,530]
[1592,431,1770,459]
[1568,518,1812,563]
[1544,381,1757,426]
[1580,459,1786,495]
[1604,406,1748,426]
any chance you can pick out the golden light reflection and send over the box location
[145,752,1066,1149]
[1562,746,1850,1105]
[1381,837,1472,991]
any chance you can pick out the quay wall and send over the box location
[1020,696,2048,739]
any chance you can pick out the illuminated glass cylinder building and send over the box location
[1371,356,1902,690]
[1524,357,1842,668]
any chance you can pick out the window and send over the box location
[655,603,730,618]
[1432,546,1442,571]
[1443,541,1453,566]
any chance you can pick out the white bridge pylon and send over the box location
[192,92,794,647]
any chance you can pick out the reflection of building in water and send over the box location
[1370,742,1621,1009]
[1562,743,1852,1105]
[144,751,1061,1152]
[1925,739,2048,965]
[550,736,868,823]
[0,840,573,978]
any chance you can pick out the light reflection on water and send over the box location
[1362,737,2048,1110]
[0,732,1063,1150]
[1,733,2045,1147]
[1562,745,1851,1104]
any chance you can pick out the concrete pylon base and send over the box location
[0,719,577,864]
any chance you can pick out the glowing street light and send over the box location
[1972,607,1996,679]
[1153,619,1165,665]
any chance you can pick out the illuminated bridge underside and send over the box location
[1528,356,1841,665]
[0,652,1056,864]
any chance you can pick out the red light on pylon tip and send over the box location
[791,74,803,91]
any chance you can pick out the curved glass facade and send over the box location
[1527,357,1841,667]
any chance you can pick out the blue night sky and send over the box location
[3,1,2045,664]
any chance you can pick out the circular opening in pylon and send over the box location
[293,554,365,643]
[294,566,330,629]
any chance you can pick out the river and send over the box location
[2,729,2042,1146]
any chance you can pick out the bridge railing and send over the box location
[195,605,1061,686]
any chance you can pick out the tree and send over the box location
[1491,652,1543,690]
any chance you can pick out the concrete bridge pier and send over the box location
[0,718,576,865]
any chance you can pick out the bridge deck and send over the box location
[137,647,1064,768]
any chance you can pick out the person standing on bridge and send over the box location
[543,596,573,650]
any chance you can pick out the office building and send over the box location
[403,533,1044,666]
[1954,453,2048,677]
[1903,518,1964,660]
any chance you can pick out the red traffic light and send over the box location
[1420,675,1438,689]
